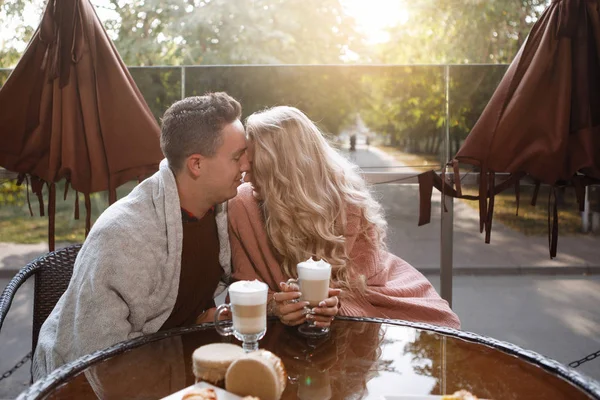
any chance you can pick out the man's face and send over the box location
[201,120,249,203]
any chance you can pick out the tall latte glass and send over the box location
[287,258,332,337]
[215,280,268,352]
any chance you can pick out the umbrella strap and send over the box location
[85,193,91,236]
[572,175,599,212]
[109,188,117,204]
[30,176,45,217]
[531,180,541,206]
[515,178,521,216]
[74,191,80,220]
[548,187,559,259]
[441,168,448,213]
[452,160,462,197]
[418,171,435,226]
[417,169,478,226]
[48,183,56,252]
[19,174,34,217]
[479,166,488,234]
[485,172,496,243]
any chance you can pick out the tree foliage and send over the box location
[358,0,551,158]
[0,0,553,154]
[375,0,549,64]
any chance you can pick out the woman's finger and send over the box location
[274,291,302,303]
[280,281,300,292]
[307,314,335,323]
[280,307,309,323]
[327,288,342,297]
[306,314,332,328]
[312,320,335,328]
[312,305,338,317]
[284,316,307,326]
[317,295,339,309]
[279,301,310,316]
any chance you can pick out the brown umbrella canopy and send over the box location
[418,0,600,257]
[0,0,163,249]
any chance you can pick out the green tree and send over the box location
[376,0,550,64]
[359,66,445,159]
[358,0,552,156]
[1,0,362,67]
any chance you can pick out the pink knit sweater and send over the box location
[228,183,460,329]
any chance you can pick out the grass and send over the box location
[460,186,586,236]
[376,146,592,236]
[0,181,137,244]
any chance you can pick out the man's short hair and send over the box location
[160,92,242,172]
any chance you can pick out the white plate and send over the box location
[381,396,446,400]
[381,395,488,400]
[160,381,243,400]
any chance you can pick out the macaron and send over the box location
[225,350,287,400]
[192,343,245,385]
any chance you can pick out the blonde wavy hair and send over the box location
[245,106,387,292]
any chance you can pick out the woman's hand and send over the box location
[308,288,342,328]
[272,282,341,328]
[271,282,310,326]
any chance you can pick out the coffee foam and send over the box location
[229,280,268,305]
[297,258,331,280]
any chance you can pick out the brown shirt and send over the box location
[161,208,223,330]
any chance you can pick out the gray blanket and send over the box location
[32,159,231,380]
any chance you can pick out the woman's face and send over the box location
[244,139,263,200]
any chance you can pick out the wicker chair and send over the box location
[0,244,82,368]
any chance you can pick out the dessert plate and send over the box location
[161,381,242,400]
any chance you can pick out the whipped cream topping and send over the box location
[230,279,268,293]
[229,280,268,305]
[297,258,331,270]
[297,258,331,280]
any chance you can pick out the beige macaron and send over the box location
[192,343,246,385]
[225,350,287,400]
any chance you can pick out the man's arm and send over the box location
[34,229,163,379]
[70,237,159,352]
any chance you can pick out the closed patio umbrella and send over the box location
[0,0,163,250]
[418,0,600,257]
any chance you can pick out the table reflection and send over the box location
[44,319,595,400]
[263,319,383,399]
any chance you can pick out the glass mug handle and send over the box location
[285,278,313,324]
[214,303,233,336]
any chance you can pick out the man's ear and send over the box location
[185,154,205,178]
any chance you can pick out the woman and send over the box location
[228,106,460,329]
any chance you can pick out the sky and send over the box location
[341,0,409,43]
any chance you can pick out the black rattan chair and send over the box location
[0,244,82,373]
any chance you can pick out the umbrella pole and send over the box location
[440,168,454,308]
[440,65,454,307]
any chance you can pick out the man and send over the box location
[33,92,249,380]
